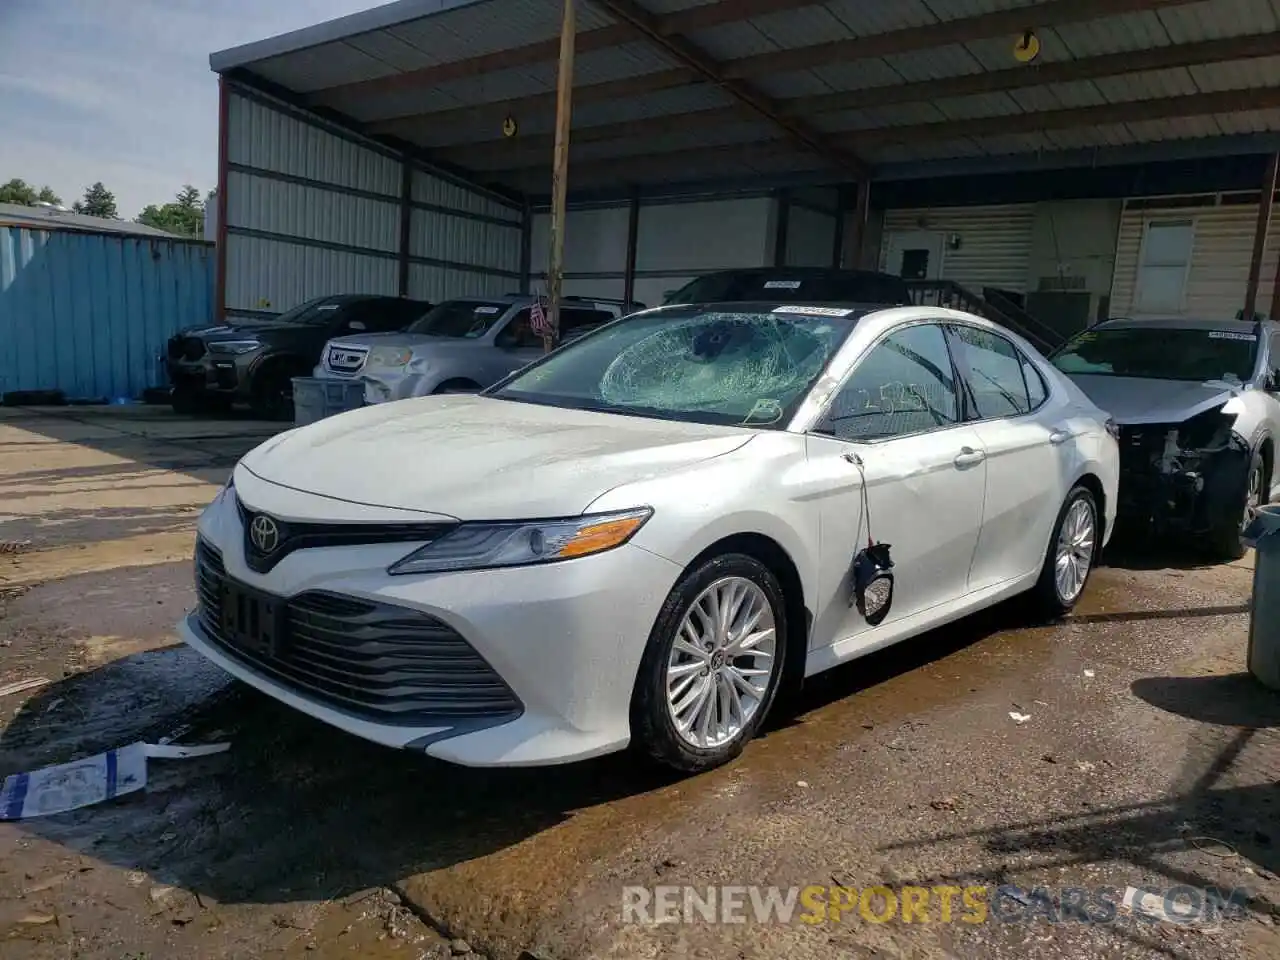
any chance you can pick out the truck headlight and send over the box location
[207,339,262,355]
[370,347,413,367]
[387,508,652,575]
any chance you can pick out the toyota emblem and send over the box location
[249,514,280,554]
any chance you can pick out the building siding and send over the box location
[0,227,213,400]
[1111,200,1280,319]
[880,203,1036,293]
[223,88,521,318]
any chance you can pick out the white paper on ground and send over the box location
[0,743,148,820]
[0,678,50,698]
[144,742,231,759]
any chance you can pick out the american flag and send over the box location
[530,296,552,337]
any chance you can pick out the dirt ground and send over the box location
[2,404,1279,960]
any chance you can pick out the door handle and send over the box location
[1049,429,1072,446]
[953,447,986,468]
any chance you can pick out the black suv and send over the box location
[166,294,431,418]
[664,267,912,306]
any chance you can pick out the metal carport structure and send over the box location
[209,0,1280,331]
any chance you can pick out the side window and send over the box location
[495,309,538,348]
[949,326,1032,419]
[821,323,959,442]
[362,300,418,332]
[1021,355,1049,409]
[560,308,613,340]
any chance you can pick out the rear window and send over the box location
[666,271,910,306]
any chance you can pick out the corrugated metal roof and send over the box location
[0,203,187,239]
[211,0,1280,197]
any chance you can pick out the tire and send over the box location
[1028,484,1099,619]
[630,554,788,773]
[250,365,296,421]
[1206,449,1265,562]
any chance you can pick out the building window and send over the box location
[1135,220,1194,313]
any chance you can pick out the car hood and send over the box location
[239,395,756,518]
[324,332,494,356]
[1067,374,1242,425]
[179,320,317,339]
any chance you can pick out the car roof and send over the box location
[693,266,903,280]
[1097,316,1273,333]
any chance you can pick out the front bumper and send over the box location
[167,354,252,399]
[1116,427,1251,534]
[180,488,682,766]
[313,365,432,404]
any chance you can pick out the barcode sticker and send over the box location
[1208,331,1256,341]
[764,280,803,289]
[473,306,501,315]
[772,305,855,317]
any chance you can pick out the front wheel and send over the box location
[630,555,787,773]
[1206,450,1265,561]
[1028,485,1099,619]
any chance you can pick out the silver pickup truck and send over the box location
[313,294,643,402]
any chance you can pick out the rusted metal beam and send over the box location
[623,188,640,307]
[587,0,867,177]
[315,0,826,102]
[214,77,230,324]
[724,0,1204,79]
[848,181,871,270]
[1245,153,1279,322]
[545,0,578,350]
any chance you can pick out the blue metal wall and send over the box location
[0,226,214,400]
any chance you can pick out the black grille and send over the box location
[168,336,206,362]
[194,539,522,725]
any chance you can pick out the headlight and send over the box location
[387,507,652,575]
[207,339,262,355]
[370,347,413,367]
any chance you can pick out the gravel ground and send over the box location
[2,405,1278,960]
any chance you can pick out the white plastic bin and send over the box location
[292,377,365,427]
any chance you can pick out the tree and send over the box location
[136,184,206,237]
[72,182,118,219]
[0,178,63,206]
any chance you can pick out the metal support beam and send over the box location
[545,0,577,350]
[830,186,847,269]
[623,189,640,307]
[587,0,867,177]
[773,189,791,267]
[214,77,230,323]
[1270,232,1280,324]
[849,180,871,270]
[1245,152,1279,322]
[398,160,413,297]
[519,200,533,295]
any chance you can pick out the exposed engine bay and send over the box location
[1116,403,1250,534]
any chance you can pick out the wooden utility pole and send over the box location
[544,0,577,351]
[1244,151,1279,322]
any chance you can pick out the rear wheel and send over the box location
[1028,485,1098,619]
[631,554,787,773]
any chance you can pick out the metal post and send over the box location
[214,78,230,323]
[623,188,640,308]
[545,0,577,351]
[831,187,847,269]
[848,179,871,270]
[1244,152,1279,322]
[398,160,413,297]
[519,200,533,295]
[773,189,791,267]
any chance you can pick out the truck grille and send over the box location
[168,336,206,362]
[194,539,522,725]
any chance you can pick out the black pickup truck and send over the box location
[166,294,431,419]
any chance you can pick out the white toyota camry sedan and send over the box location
[181,303,1119,773]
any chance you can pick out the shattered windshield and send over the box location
[1051,327,1259,383]
[490,306,860,427]
[408,301,510,338]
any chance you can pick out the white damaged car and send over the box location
[183,303,1118,772]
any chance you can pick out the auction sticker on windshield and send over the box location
[474,306,502,314]
[764,280,803,289]
[772,305,855,317]
[1208,331,1256,341]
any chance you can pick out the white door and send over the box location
[945,324,1069,589]
[885,231,945,281]
[806,322,988,654]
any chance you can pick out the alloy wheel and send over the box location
[1054,498,1096,604]
[665,576,777,750]
[1243,465,1263,532]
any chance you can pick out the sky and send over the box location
[0,0,381,219]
